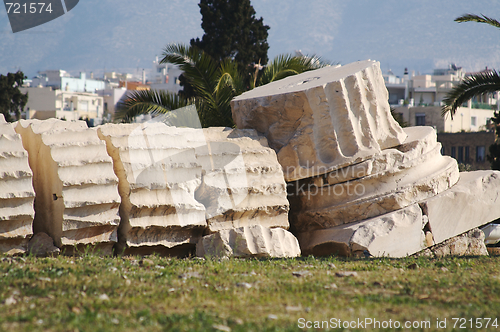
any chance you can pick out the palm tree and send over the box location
[115,44,330,127]
[442,14,500,118]
[441,14,500,170]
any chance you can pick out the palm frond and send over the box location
[442,70,500,118]
[258,54,332,86]
[160,44,220,100]
[114,89,192,123]
[217,59,245,95]
[455,13,500,29]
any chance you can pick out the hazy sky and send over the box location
[1,0,500,78]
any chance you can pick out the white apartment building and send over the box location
[20,87,104,124]
[96,88,128,119]
[29,70,106,93]
[149,57,183,94]
[386,65,498,133]
[394,105,494,133]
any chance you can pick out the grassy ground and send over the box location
[0,252,499,332]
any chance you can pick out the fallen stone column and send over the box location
[232,60,407,181]
[15,119,120,254]
[189,127,290,233]
[289,126,459,231]
[97,123,207,255]
[316,126,443,187]
[0,114,35,255]
[297,204,426,258]
[196,225,301,258]
[420,170,500,245]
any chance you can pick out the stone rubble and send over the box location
[27,232,60,257]
[417,228,488,257]
[196,225,301,258]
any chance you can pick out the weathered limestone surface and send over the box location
[15,119,120,253]
[97,123,207,251]
[27,232,60,257]
[420,170,500,245]
[98,123,290,252]
[196,225,301,258]
[0,114,35,254]
[232,60,407,181]
[317,126,442,186]
[417,228,488,257]
[290,126,459,231]
[297,204,426,257]
[192,127,289,233]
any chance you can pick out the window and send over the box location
[471,116,477,126]
[477,146,486,162]
[457,146,464,163]
[451,147,456,158]
[465,146,470,163]
[79,101,88,112]
[415,113,426,126]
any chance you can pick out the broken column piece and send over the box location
[196,224,301,258]
[417,228,488,257]
[420,170,500,245]
[97,123,207,253]
[98,123,290,253]
[190,127,290,233]
[0,114,35,255]
[232,60,407,181]
[297,204,426,258]
[289,126,459,231]
[15,119,120,254]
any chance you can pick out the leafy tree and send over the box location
[115,44,329,127]
[0,71,28,122]
[441,14,500,170]
[190,0,270,68]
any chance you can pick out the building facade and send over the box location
[30,70,105,93]
[438,131,495,170]
[20,87,104,124]
[385,65,498,170]
[149,57,183,94]
[394,106,494,133]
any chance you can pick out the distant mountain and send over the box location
[1,0,500,79]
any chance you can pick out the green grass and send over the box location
[1,253,500,331]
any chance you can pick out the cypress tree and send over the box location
[190,0,270,68]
